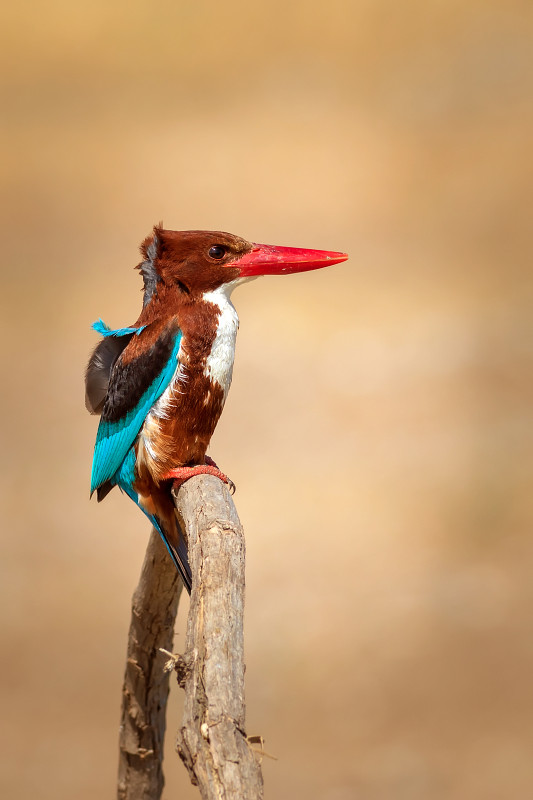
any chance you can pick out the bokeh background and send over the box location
[1,1,532,798]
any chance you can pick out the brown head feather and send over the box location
[137,227,253,300]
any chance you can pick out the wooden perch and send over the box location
[118,529,183,799]
[118,474,264,800]
[173,475,264,799]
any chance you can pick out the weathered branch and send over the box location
[118,475,263,799]
[173,475,264,799]
[118,529,183,800]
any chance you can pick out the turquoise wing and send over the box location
[90,324,182,493]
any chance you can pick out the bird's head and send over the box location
[138,226,348,304]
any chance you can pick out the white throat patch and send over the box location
[203,281,242,399]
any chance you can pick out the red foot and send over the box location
[162,464,235,494]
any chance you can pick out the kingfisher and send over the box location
[86,227,348,592]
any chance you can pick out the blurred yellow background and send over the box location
[1,1,532,798]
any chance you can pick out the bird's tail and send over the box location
[151,514,192,594]
[119,482,192,593]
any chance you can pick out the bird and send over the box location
[86,226,348,593]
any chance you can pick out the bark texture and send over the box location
[118,529,183,800]
[173,475,264,800]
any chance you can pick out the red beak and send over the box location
[234,243,348,277]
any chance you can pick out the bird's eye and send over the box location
[208,245,227,260]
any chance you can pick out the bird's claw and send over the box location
[163,462,235,494]
[205,455,235,493]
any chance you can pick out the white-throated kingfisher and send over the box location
[86,227,348,592]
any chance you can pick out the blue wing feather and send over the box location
[92,318,146,337]
[90,329,182,493]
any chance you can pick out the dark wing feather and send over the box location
[85,335,133,415]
